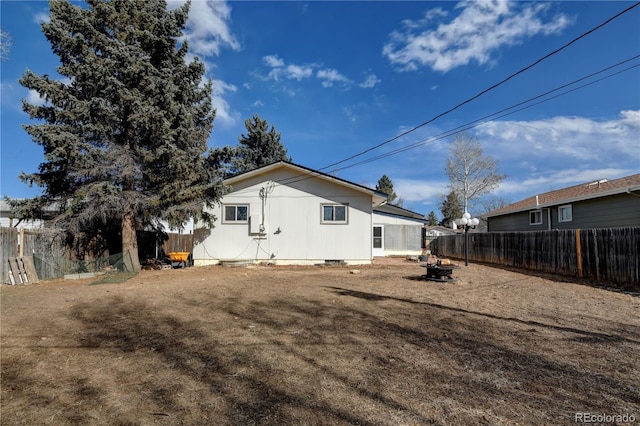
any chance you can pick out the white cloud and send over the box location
[212,79,239,126]
[263,54,284,68]
[367,111,639,211]
[26,90,47,106]
[317,68,352,87]
[261,56,315,82]
[285,64,314,81]
[394,178,449,203]
[359,73,381,89]
[477,110,640,162]
[383,1,571,72]
[172,0,240,57]
[619,109,640,128]
[166,1,240,127]
[343,106,357,123]
[33,12,50,24]
[261,54,367,89]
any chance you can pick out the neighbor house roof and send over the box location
[486,173,640,217]
[424,225,458,235]
[224,161,388,207]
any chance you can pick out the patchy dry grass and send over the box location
[1,260,639,425]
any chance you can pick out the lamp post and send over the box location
[455,212,479,266]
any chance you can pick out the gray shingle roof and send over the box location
[485,173,640,217]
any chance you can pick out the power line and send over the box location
[223,3,640,196]
[336,59,640,171]
[264,55,639,189]
[317,1,640,173]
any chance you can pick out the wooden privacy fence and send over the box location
[1,227,70,283]
[432,227,639,288]
[137,231,194,261]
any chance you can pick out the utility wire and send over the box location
[337,60,640,171]
[254,55,639,191]
[317,1,640,172]
[343,64,640,170]
[222,2,640,196]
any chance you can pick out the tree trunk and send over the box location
[122,210,141,272]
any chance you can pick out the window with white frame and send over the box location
[529,210,542,225]
[223,204,249,223]
[321,204,348,224]
[558,204,572,222]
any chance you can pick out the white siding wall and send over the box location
[373,213,423,227]
[0,217,45,229]
[193,168,374,265]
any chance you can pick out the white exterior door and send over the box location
[372,225,384,257]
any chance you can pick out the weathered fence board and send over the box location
[433,227,639,288]
[6,257,39,285]
[163,233,194,254]
[138,231,194,261]
[1,227,18,283]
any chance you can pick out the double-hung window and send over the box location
[224,204,248,223]
[558,205,572,222]
[529,210,542,225]
[322,204,348,224]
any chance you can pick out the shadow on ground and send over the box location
[2,285,639,425]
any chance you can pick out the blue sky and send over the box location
[1,1,639,217]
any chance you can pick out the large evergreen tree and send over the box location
[439,191,463,228]
[209,114,289,177]
[14,0,225,270]
[233,114,290,175]
[426,211,439,226]
[375,174,398,204]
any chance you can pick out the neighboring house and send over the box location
[424,225,458,237]
[372,204,427,257]
[485,174,640,232]
[423,225,458,253]
[0,199,47,229]
[192,162,388,265]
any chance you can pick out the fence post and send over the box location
[575,229,583,278]
[19,227,24,258]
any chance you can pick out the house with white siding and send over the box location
[193,162,388,265]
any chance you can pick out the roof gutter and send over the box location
[626,187,640,198]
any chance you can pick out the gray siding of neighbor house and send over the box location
[488,193,640,232]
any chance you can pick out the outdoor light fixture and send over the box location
[455,211,479,266]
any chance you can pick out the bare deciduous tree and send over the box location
[445,132,506,214]
[480,195,512,215]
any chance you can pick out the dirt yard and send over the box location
[1,258,639,425]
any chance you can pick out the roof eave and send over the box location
[224,161,388,206]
